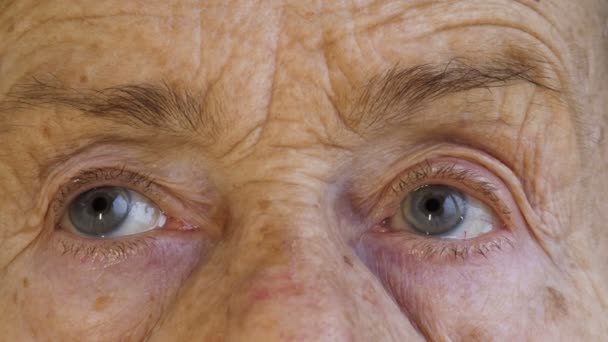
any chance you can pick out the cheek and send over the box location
[15,230,205,340]
[356,231,560,340]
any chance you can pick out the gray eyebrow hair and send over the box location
[0,78,214,133]
[347,57,559,130]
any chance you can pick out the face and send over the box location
[1,0,607,340]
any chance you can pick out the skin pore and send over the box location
[0,0,607,340]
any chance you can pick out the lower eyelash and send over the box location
[410,236,516,261]
[56,233,157,264]
[363,232,516,265]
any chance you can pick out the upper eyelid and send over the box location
[49,166,223,238]
[52,167,159,218]
[390,161,502,206]
[369,159,514,228]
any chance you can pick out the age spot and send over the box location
[462,326,490,342]
[343,255,354,268]
[22,277,29,288]
[94,295,113,312]
[544,286,568,321]
[79,75,88,83]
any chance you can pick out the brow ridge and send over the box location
[0,78,208,133]
[348,57,559,130]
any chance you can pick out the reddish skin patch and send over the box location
[94,295,112,312]
[251,288,272,301]
[249,270,306,302]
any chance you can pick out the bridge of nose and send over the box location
[146,152,423,341]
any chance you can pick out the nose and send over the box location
[226,259,357,341]
[223,189,374,341]
[152,182,423,341]
[222,215,411,341]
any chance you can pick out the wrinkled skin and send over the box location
[0,0,607,341]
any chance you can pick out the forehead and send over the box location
[0,0,592,90]
[0,0,603,151]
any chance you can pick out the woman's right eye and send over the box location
[61,186,167,238]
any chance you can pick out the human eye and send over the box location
[390,183,495,240]
[51,166,203,245]
[60,186,166,238]
[360,156,518,262]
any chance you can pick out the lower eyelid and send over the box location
[358,229,517,265]
[47,226,206,267]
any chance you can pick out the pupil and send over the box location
[91,197,109,212]
[424,197,442,213]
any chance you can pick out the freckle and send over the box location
[40,123,52,139]
[258,200,271,210]
[79,74,88,83]
[7,23,15,32]
[343,255,354,268]
[544,286,568,320]
[22,277,29,288]
[94,295,112,311]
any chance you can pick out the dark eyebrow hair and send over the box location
[0,78,219,134]
[347,56,560,130]
[0,55,558,137]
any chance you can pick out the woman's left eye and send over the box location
[390,184,495,240]
[60,186,167,238]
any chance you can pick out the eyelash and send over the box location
[370,159,516,261]
[52,166,159,216]
[393,160,502,204]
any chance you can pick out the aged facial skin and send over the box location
[0,0,607,340]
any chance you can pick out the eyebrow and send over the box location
[0,56,558,135]
[347,56,559,130]
[0,79,216,134]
